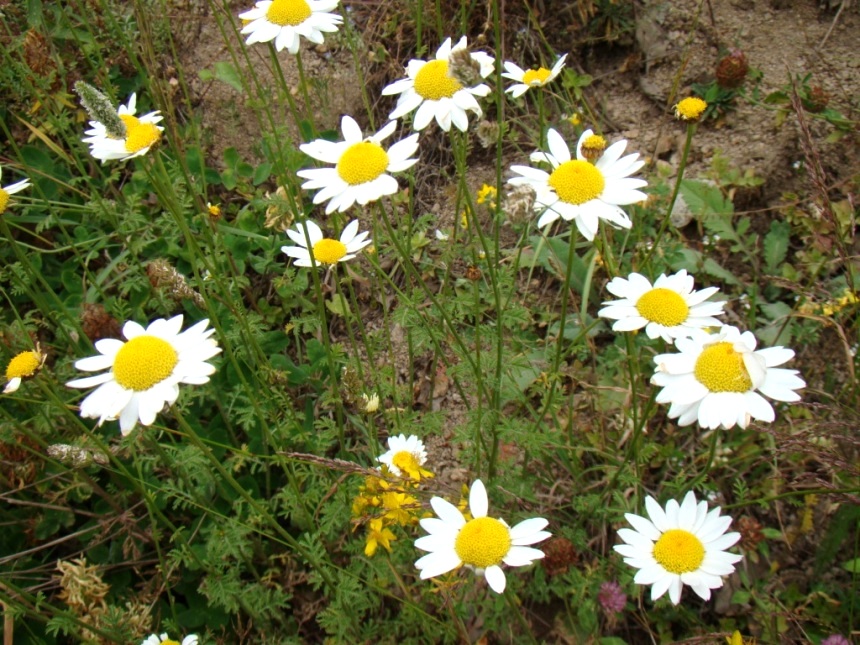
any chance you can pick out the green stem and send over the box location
[642,121,697,269]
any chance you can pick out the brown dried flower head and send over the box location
[541,536,578,576]
[146,259,205,308]
[715,49,749,89]
[736,515,765,551]
[81,303,122,342]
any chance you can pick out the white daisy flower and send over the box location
[377,434,429,480]
[651,324,805,430]
[238,0,342,54]
[614,491,743,605]
[141,634,198,645]
[501,54,567,98]
[0,164,31,215]
[4,347,46,394]
[82,93,164,163]
[415,479,550,593]
[281,219,371,267]
[297,116,419,214]
[381,36,494,132]
[598,269,725,343]
[508,128,647,240]
[66,315,220,435]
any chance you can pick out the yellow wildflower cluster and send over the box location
[476,183,497,209]
[353,465,431,557]
[798,289,858,317]
[353,433,437,558]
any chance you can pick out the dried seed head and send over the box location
[264,186,296,232]
[56,558,110,614]
[476,120,501,149]
[74,81,126,139]
[146,259,204,308]
[715,49,749,89]
[736,515,765,551]
[448,46,482,87]
[541,536,578,576]
[503,184,536,224]
[80,303,122,342]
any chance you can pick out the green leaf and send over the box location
[325,293,350,317]
[702,258,739,285]
[764,220,790,273]
[842,558,860,573]
[680,179,733,216]
[213,61,244,93]
[253,162,273,186]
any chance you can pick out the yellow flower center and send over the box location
[694,341,753,393]
[112,335,178,391]
[0,188,9,215]
[392,450,420,475]
[266,0,312,26]
[414,60,462,100]
[675,97,707,121]
[160,641,180,645]
[522,67,551,85]
[6,351,42,379]
[311,238,347,264]
[652,528,705,574]
[635,288,690,326]
[119,115,161,153]
[336,141,390,185]
[548,159,605,205]
[454,516,511,569]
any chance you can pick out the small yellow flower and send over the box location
[674,97,708,121]
[206,202,222,218]
[4,346,46,394]
[567,113,582,126]
[476,183,497,207]
[726,630,756,645]
[382,491,419,526]
[459,210,469,229]
[365,518,396,557]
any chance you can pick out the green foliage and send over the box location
[0,0,856,643]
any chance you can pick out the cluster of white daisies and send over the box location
[374,434,745,606]
[0,0,811,620]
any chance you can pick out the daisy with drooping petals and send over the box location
[141,634,198,645]
[377,434,432,481]
[82,93,163,163]
[66,315,220,435]
[651,324,805,430]
[238,0,342,54]
[415,479,550,593]
[502,54,567,98]
[598,269,725,343]
[4,347,46,394]
[508,128,647,240]
[614,491,743,605]
[281,219,371,268]
[0,164,31,215]
[382,36,494,132]
[297,116,419,214]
